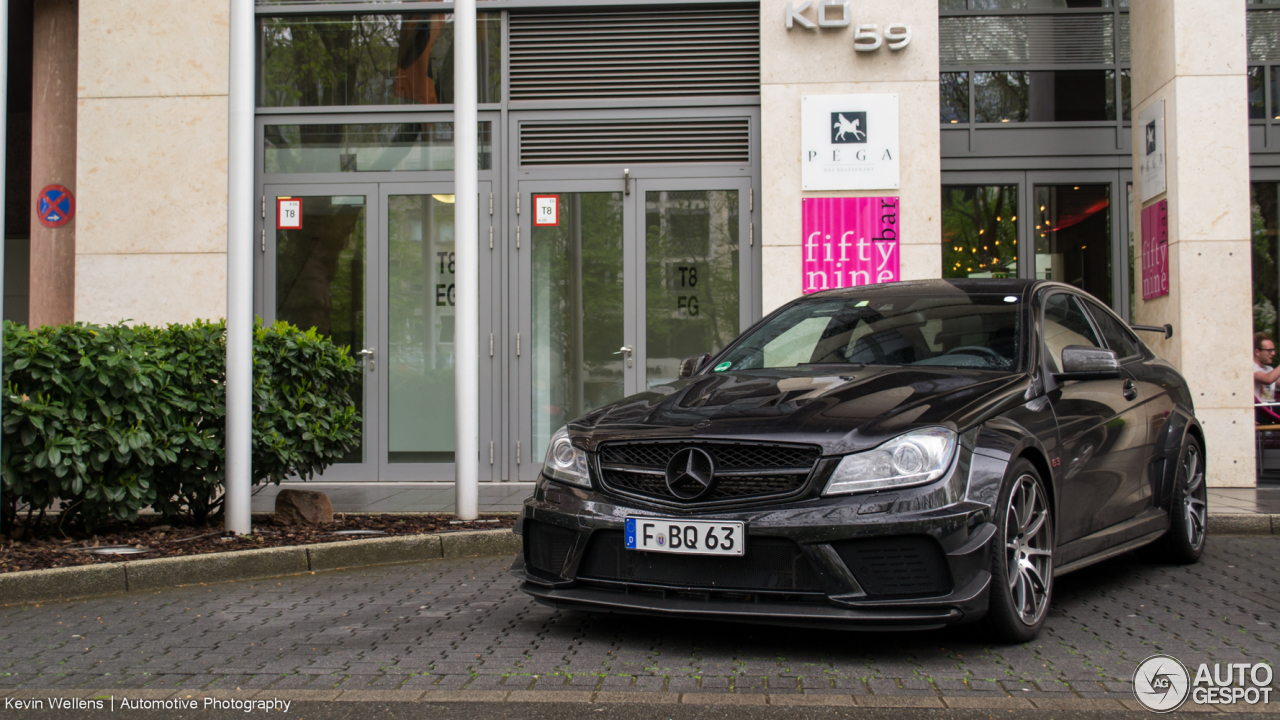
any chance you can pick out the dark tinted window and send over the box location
[1084,299,1141,358]
[717,293,1021,372]
[1042,294,1101,373]
[941,72,969,123]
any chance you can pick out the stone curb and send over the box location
[0,688,1209,711]
[0,528,519,607]
[1207,514,1280,535]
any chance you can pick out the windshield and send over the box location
[715,293,1022,372]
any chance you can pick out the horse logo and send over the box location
[831,112,867,144]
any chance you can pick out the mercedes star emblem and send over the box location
[665,447,717,500]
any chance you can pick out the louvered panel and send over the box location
[509,7,760,100]
[941,15,1115,66]
[520,119,750,166]
[1119,13,1130,64]
[1249,10,1280,62]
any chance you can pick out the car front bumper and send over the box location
[513,467,999,630]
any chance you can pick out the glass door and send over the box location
[514,178,753,481]
[944,171,1127,313]
[265,184,379,482]
[637,179,753,389]
[1027,171,1122,309]
[378,182,496,482]
[515,180,633,481]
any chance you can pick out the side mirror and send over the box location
[1058,345,1121,380]
[678,353,712,378]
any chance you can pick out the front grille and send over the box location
[597,442,820,505]
[578,530,824,593]
[526,520,578,577]
[832,536,952,599]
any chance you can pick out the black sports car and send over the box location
[513,279,1207,641]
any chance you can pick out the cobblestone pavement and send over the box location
[1,537,1278,702]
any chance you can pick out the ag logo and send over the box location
[831,112,867,144]
[1134,654,1190,713]
[1146,120,1158,155]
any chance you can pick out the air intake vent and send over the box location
[941,15,1115,66]
[509,7,760,101]
[1249,10,1280,62]
[519,118,751,166]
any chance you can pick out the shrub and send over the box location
[1,319,361,532]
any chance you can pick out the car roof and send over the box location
[806,278,1044,299]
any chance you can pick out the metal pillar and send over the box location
[454,0,479,520]
[224,0,255,536]
[0,0,8,534]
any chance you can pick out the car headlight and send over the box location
[823,427,958,496]
[543,427,591,488]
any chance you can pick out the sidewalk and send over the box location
[252,482,1280,515]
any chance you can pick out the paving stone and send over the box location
[2,542,1278,702]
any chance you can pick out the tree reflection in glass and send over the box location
[942,186,1018,279]
[275,196,367,463]
[260,14,501,107]
[531,193,625,461]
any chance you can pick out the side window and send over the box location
[1042,294,1102,373]
[1083,300,1141,359]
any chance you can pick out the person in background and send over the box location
[1255,332,1280,423]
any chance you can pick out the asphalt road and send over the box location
[1,536,1278,710]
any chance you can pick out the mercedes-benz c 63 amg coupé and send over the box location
[512,279,1207,641]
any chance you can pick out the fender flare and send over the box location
[1154,407,1202,510]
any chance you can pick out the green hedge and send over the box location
[1,320,361,531]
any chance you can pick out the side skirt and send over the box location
[1053,528,1167,577]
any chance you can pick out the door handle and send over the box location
[357,348,375,372]
[1122,379,1137,401]
[615,345,633,368]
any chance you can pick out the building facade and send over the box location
[3,0,1273,488]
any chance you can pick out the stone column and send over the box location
[28,0,77,327]
[760,0,940,313]
[1130,0,1253,486]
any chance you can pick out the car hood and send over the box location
[571,366,1031,455]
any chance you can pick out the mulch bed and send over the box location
[0,514,517,574]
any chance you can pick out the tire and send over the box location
[1155,436,1207,564]
[982,459,1054,643]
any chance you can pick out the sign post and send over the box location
[454,0,480,521]
[225,0,255,537]
[0,0,8,536]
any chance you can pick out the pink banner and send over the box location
[801,197,900,294]
[1141,199,1169,300]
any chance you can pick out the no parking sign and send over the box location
[36,185,75,228]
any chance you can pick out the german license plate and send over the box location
[624,518,744,556]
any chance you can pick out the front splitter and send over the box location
[521,582,963,631]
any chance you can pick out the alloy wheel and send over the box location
[1004,474,1053,626]
[1182,444,1207,552]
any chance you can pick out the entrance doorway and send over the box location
[941,169,1132,317]
[262,182,497,482]
[511,177,755,480]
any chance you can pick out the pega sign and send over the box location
[801,197,899,294]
